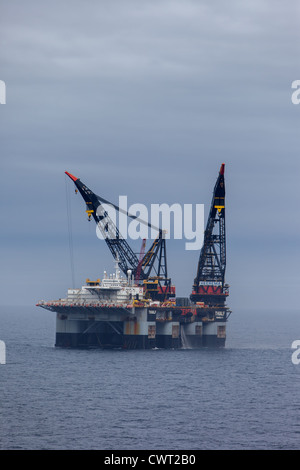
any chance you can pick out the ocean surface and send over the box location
[0,306,299,450]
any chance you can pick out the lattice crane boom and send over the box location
[65,171,172,300]
[190,163,228,304]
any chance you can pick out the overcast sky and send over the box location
[1,0,300,312]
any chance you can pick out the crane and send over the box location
[135,238,146,284]
[190,163,229,306]
[65,171,173,301]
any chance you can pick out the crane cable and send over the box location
[65,175,75,289]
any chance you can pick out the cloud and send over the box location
[1,0,300,309]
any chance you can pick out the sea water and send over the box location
[0,306,299,450]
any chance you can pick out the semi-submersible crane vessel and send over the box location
[37,164,231,348]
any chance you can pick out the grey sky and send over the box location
[1,0,300,311]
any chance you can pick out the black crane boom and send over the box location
[190,163,228,305]
[65,171,172,300]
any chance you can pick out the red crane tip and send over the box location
[219,163,225,175]
[65,171,78,182]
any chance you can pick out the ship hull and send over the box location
[50,306,227,349]
[54,331,225,349]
